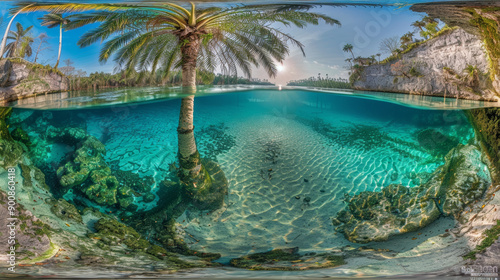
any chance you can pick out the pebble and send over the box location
[295,196,300,200]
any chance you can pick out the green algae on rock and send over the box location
[49,198,83,223]
[188,159,228,211]
[335,144,490,243]
[55,135,135,208]
[230,247,345,270]
[0,189,53,262]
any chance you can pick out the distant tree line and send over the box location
[287,74,351,89]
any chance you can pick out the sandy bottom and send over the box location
[80,95,475,276]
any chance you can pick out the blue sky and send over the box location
[0,2,427,84]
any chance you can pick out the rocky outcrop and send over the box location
[354,28,499,101]
[334,144,491,243]
[0,59,69,103]
[411,2,500,93]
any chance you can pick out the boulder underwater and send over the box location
[334,144,491,243]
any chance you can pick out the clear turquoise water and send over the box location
[10,89,483,256]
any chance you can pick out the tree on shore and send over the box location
[39,14,73,69]
[5,22,33,58]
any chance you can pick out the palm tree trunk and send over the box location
[177,34,211,194]
[54,24,62,69]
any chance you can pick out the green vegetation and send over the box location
[379,26,457,65]
[28,242,58,263]
[6,57,63,76]
[287,75,351,89]
[4,22,34,58]
[463,220,500,260]
[467,8,500,82]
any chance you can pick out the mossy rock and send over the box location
[11,127,31,146]
[56,135,133,208]
[230,248,345,270]
[46,126,87,145]
[334,144,490,243]
[49,198,83,223]
[189,159,228,211]
[113,169,154,193]
[0,139,24,168]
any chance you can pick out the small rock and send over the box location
[295,196,300,200]
[303,197,311,203]
[304,179,309,183]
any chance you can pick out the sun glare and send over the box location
[276,64,285,72]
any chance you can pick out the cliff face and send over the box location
[0,59,69,103]
[354,28,499,101]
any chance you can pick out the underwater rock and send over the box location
[47,126,87,146]
[0,107,13,141]
[0,190,52,260]
[0,138,24,168]
[230,247,345,270]
[417,129,459,156]
[142,193,156,203]
[11,127,31,146]
[432,144,491,217]
[335,144,490,243]
[89,218,177,260]
[189,159,229,211]
[49,198,83,223]
[113,169,154,193]
[56,136,134,207]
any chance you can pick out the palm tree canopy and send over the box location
[14,2,340,79]
[39,13,73,28]
[342,43,353,52]
[5,22,33,57]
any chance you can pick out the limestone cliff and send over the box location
[354,28,499,101]
[0,59,69,103]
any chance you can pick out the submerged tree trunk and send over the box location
[177,95,211,194]
[177,34,212,195]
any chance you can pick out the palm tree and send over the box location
[411,20,427,39]
[0,3,34,57]
[5,22,33,58]
[39,14,73,69]
[343,43,355,60]
[400,32,414,48]
[376,53,381,63]
[15,2,339,201]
